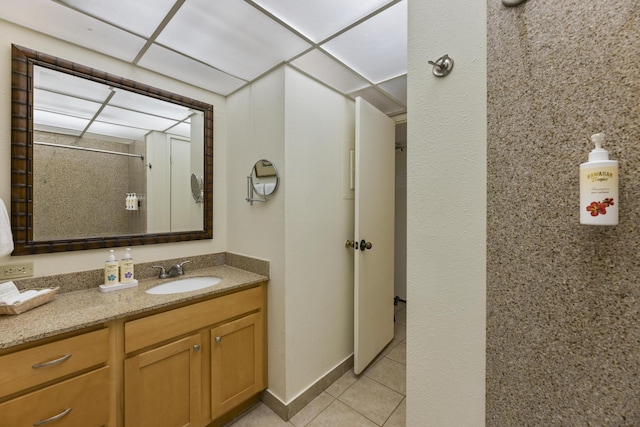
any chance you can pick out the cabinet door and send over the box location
[210,312,265,419]
[125,334,202,427]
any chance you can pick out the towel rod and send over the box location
[34,141,144,160]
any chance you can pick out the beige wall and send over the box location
[486,1,640,424]
[226,65,356,403]
[0,20,228,272]
[407,0,487,424]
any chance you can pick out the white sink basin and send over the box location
[145,276,222,295]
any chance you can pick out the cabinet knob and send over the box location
[215,336,222,343]
[193,344,201,352]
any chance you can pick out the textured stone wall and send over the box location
[487,1,640,425]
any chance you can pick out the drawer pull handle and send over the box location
[33,407,72,425]
[32,354,72,369]
[215,336,222,343]
[193,344,201,352]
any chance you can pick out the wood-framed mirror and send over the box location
[10,44,214,255]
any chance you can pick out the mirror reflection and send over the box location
[32,65,204,240]
[10,44,213,255]
[251,160,279,198]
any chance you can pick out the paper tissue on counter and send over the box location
[0,281,59,315]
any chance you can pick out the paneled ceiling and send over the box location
[2,0,407,116]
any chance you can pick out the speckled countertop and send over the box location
[0,265,267,350]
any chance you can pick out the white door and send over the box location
[170,136,192,231]
[354,97,396,374]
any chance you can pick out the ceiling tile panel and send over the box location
[155,0,311,81]
[0,0,146,62]
[58,0,177,38]
[137,44,247,96]
[378,75,407,105]
[323,0,406,83]
[291,49,369,94]
[251,0,393,42]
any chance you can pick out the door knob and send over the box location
[193,344,201,352]
[215,336,222,343]
[345,240,359,250]
[360,239,372,251]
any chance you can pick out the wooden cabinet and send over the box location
[123,283,267,427]
[0,327,111,427]
[124,334,202,427]
[210,311,265,419]
[0,281,266,427]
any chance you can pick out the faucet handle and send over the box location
[152,265,167,279]
[176,260,190,275]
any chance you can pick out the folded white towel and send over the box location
[0,282,52,306]
[0,198,14,257]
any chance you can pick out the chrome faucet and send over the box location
[152,260,190,279]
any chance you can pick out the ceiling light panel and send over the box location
[57,0,177,38]
[378,75,407,105]
[34,91,102,120]
[291,49,369,94]
[33,110,89,134]
[323,0,406,84]
[0,0,146,62]
[154,0,311,81]
[251,0,393,43]
[137,44,247,96]
[110,90,192,121]
[35,66,113,102]
[98,106,177,131]
[86,122,149,141]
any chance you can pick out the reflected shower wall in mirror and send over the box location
[11,45,214,255]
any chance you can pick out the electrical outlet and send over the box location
[0,262,34,280]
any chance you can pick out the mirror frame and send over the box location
[10,44,214,255]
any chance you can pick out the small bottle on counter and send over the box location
[120,248,135,284]
[104,250,119,286]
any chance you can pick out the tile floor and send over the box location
[227,301,406,427]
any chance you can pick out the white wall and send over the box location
[406,0,486,425]
[226,66,355,404]
[226,68,287,400]
[0,21,228,273]
[283,67,355,400]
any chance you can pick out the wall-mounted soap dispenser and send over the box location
[580,133,618,225]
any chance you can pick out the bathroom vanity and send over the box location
[0,265,268,427]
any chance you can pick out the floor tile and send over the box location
[289,392,334,427]
[365,357,406,394]
[395,307,406,325]
[227,403,294,427]
[338,376,404,425]
[383,398,405,427]
[306,400,377,427]
[386,341,406,365]
[393,322,406,342]
[325,369,359,398]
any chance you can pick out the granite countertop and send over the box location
[0,265,267,350]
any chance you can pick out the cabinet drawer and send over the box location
[0,328,110,398]
[125,285,263,353]
[0,366,110,427]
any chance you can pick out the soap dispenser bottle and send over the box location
[120,248,135,283]
[104,250,119,286]
[580,133,618,225]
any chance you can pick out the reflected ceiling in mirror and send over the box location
[10,44,214,255]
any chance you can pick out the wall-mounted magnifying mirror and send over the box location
[246,159,279,205]
[191,173,204,203]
